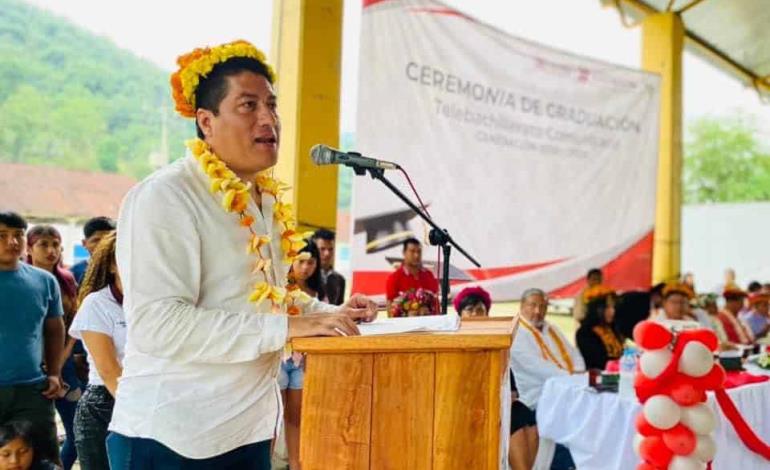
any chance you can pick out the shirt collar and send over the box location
[401,264,424,277]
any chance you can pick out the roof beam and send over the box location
[605,0,770,94]
[676,0,707,14]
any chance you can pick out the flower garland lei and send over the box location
[520,318,575,373]
[592,325,623,359]
[187,138,311,315]
[582,284,615,304]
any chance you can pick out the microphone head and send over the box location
[310,144,334,165]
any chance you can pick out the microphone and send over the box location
[310,144,399,171]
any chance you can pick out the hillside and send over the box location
[0,0,191,177]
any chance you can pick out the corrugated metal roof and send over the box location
[0,162,136,220]
[606,0,770,97]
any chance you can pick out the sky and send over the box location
[24,0,770,134]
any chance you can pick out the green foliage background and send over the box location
[0,0,192,178]
[684,114,770,204]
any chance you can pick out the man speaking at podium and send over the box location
[109,40,376,469]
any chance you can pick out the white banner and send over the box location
[351,0,660,301]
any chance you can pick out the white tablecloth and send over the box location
[537,374,770,469]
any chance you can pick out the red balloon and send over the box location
[634,321,673,350]
[666,378,707,406]
[636,413,662,437]
[637,463,657,470]
[634,372,660,403]
[679,329,719,352]
[639,436,674,469]
[694,364,726,390]
[662,423,697,455]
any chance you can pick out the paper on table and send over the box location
[358,313,461,336]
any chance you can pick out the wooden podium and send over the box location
[291,317,515,470]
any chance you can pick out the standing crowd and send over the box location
[0,209,347,470]
[1,214,115,470]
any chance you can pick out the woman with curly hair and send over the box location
[68,232,125,470]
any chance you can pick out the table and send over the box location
[537,374,770,469]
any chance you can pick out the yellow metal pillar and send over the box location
[642,12,684,284]
[271,0,343,231]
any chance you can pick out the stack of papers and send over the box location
[358,313,461,336]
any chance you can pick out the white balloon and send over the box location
[633,433,644,456]
[643,395,681,430]
[640,348,673,379]
[679,342,715,378]
[693,434,717,462]
[669,455,706,470]
[681,403,717,435]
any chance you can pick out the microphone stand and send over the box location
[351,162,481,315]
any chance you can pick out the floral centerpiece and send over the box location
[388,288,440,317]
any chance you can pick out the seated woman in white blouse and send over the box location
[69,232,126,470]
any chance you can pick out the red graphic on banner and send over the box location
[407,7,472,20]
[362,0,390,8]
[549,230,654,297]
[364,0,472,22]
[466,259,564,281]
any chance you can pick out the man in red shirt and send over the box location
[385,238,439,309]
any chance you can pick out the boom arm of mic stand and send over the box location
[361,166,481,314]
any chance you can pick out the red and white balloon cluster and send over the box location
[632,320,726,470]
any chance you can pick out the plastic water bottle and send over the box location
[619,346,637,398]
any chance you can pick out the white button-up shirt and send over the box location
[112,155,336,458]
[509,318,585,409]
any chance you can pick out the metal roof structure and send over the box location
[605,0,770,98]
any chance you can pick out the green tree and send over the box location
[0,85,50,162]
[684,114,770,204]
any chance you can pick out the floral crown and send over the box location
[662,281,695,300]
[583,284,615,304]
[170,40,276,118]
[723,285,747,300]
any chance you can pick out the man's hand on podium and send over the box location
[286,294,377,338]
[287,313,361,338]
